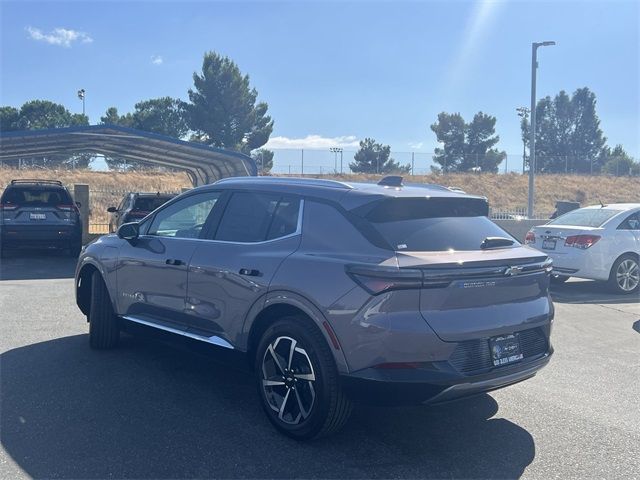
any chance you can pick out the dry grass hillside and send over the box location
[1,168,638,230]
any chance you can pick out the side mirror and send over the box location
[76,201,82,208]
[117,222,140,241]
[107,206,117,213]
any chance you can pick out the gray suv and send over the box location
[75,176,554,439]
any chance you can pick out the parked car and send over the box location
[526,203,640,294]
[76,176,554,439]
[0,179,82,257]
[107,192,176,233]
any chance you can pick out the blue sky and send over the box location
[1,0,638,169]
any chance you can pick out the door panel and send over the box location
[115,191,222,330]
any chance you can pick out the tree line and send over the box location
[1,50,637,176]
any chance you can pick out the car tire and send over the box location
[550,274,570,284]
[89,270,120,349]
[608,254,640,295]
[255,316,352,440]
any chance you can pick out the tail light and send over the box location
[564,234,601,249]
[57,204,80,214]
[346,265,422,295]
[524,231,535,244]
[0,203,18,211]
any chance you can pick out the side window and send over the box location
[147,192,220,239]
[619,213,640,230]
[117,195,129,212]
[214,192,300,242]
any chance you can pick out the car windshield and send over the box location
[361,197,516,252]
[547,208,620,227]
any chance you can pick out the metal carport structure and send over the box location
[0,125,257,186]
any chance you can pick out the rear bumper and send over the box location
[0,224,81,247]
[341,350,552,406]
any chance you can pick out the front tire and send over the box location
[608,254,640,295]
[88,271,120,349]
[255,316,352,440]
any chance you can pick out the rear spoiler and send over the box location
[10,179,63,186]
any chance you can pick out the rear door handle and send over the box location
[239,268,261,277]
[165,259,184,266]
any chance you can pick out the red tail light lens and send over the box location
[346,265,423,295]
[564,234,601,249]
[524,231,535,244]
[0,203,18,210]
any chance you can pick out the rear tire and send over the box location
[255,316,352,440]
[550,274,570,284]
[608,254,640,295]
[89,271,120,349]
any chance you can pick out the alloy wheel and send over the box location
[261,336,316,425]
[616,259,639,292]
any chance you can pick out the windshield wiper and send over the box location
[480,236,515,249]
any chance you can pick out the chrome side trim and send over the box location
[122,315,234,349]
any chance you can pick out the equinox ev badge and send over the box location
[504,266,524,276]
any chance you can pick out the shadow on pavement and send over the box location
[551,279,639,305]
[0,250,76,281]
[1,333,536,479]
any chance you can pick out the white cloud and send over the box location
[408,141,424,150]
[26,26,93,47]
[264,134,360,150]
[151,55,163,65]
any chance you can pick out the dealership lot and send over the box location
[1,254,638,479]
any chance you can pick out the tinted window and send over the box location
[147,192,220,238]
[1,187,72,206]
[548,208,620,227]
[133,195,174,212]
[215,192,299,242]
[359,197,511,252]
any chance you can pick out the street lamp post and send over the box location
[77,89,86,116]
[329,147,343,174]
[516,106,530,174]
[528,41,555,219]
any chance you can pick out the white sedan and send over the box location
[525,203,640,294]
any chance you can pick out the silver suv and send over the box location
[75,176,554,439]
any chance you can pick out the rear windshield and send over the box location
[133,196,174,212]
[0,187,72,206]
[360,197,515,252]
[548,208,620,227]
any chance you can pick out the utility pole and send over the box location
[528,41,555,218]
[330,147,343,174]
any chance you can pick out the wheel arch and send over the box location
[244,292,350,374]
[76,259,116,317]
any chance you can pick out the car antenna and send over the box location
[598,198,605,208]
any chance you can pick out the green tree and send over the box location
[187,51,273,152]
[350,138,410,174]
[430,111,505,173]
[521,87,607,173]
[0,106,20,131]
[251,148,274,174]
[131,97,189,138]
[601,145,638,176]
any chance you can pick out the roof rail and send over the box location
[215,177,354,189]
[377,175,403,187]
[10,179,63,186]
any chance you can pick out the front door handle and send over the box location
[239,268,261,277]
[165,259,184,266]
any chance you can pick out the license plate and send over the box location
[489,334,523,367]
[542,239,556,250]
[29,213,46,220]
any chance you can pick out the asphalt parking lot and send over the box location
[1,253,638,479]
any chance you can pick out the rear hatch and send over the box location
[0,184,78,227]
[355,195,552,342]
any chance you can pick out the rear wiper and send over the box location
[480,236,515,249]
